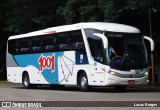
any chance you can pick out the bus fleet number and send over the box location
[38,54,55,72]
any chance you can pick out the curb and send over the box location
[145,86,160,88]
[0,81,8,83]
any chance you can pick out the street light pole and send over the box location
[149,7,152,38]
[149,6,155,85]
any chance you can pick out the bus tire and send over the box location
[79,72,90,92]
[22,73,32,89]
[114,86,127,92]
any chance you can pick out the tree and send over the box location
[57,0,150,23]
[0,0,7,80]
[5,0,65,34]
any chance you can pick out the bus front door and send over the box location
[91,61,105,85]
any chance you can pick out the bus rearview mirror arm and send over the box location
[93,33,108,49]
[93,33,109,64]
[144,36,155,84]
[144,36,155,52]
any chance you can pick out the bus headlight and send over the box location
[145,72,149,76]
[108,78,113,82]
[110,71,118,75]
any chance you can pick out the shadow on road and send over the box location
[1,82,159,93]
[13,85,160,93]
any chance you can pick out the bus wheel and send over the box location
[114,86,127,92]
[22,73,31,89]
[79,72,90,92]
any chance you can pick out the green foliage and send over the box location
[57,0,77,24]
[5,0,65,33]
[3,0,159,34]
[126,0,149,10]
[0,0,6,31]
[56,0,153,23]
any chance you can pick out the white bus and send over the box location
[7,22,154,91]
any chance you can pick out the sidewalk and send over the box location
[145,85,160,89]
[0,80,8,82]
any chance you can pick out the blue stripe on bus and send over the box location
[13,52,63,84]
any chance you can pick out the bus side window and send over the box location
[8,40,19,54]
[31,37,42,53]
[43,35,55,52]
[70,30,86,53]
[76,42,85,52]
[56,32,69,51]
[19,38,30,54]
[87,38,104,63]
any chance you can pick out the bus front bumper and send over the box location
[105,74,149,86]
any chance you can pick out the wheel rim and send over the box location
[81,76,87,88]
[24,77,29,87]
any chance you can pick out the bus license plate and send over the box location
[128,80,135,84]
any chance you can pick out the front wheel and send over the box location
[79,73,90,92]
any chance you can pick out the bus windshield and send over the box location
[106,32,148,71]
[85,29,148,71]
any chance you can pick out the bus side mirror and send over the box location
[144,36,155,52]
[93,33,108,49]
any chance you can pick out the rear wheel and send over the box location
[22,73,36,89]
[79,72,90,92]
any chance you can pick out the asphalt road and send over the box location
[0,82,160,110]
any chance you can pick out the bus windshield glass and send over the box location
[106,32,148,71]
[105,32,148,70]
[85,29,148,71]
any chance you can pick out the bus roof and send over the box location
[9,22,141,40]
